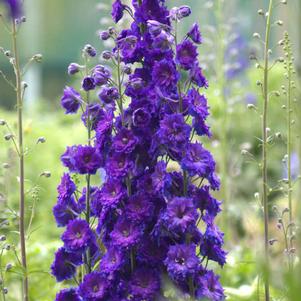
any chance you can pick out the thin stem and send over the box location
[12,21,29,301]
[116,48,124,125]
[262,1,274,300]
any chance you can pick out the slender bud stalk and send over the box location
[11,21,29,301]
[261,1,274,300]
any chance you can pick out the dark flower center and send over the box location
[122,230,129,237]
[175,257,186,265]
[122,137,129,144]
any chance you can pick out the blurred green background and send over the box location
[0,0,301,300]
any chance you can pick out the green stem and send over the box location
[262,1,274,300]
[12,21,29,301]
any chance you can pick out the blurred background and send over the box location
[0,0,301,300]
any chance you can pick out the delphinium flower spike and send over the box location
[53,1,226,300]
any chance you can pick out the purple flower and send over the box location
[186,88,209,120]
[110,217,142,248]
[125,192,154,222]
[93,65,111,86]
[99,179,126,208]
[112,128,138,154]
[55,288,81,301]
[106,152,134,178]
[132,107,151,128]
[181,143,215,179]
[61,86,82,114]
[61,219,94,252]
[176,40,198,70]
[82,103,106,131]
[61,145,102,174]
[164,244,199,281]
[152,59,179,88]
[152,30,174,52]
[129,267,160,300]
[57,173,76,201]
[99,247,124,275]
[79,272,109,301]
[117,35,138,60]
[187,23,202,44]
[98,86,119,105]
[151,161,171,194]
[200,219,227,266]
[51,247,82,282]
[82,76,96,91]
[112,0,125,23]
[157,113,191,152]
[4,0,22,19]
[163,197,198,233]
[53,197,80,227]
[190,63,208,88]
[196,270,225,301]
[178,6,191,19]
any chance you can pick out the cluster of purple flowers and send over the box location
[52,1,226,300]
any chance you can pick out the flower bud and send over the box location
[37,137,46,144]
[123,65,132,75]
[84,44,97,57]
[101,51,112,60]
[100,30,110,41]
[82,76,96,91]
[4,134,14,141]
[0,119,6,126]
[40,171,51,178]
[33,54,43,63]
[178,6,191,19]
[5,263,12,271]
[68,63,81,75]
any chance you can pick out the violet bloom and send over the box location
[61,219,94,252]
[164,244,199,281]
[112,128,138,154]
[176,40,198,70]
[106,152,134,178]
[190,63,208,88]
[98,86,119,105]
[187,23,202,44]
[99,179,126,208]
[126,193,154,222]
[152,30,174,52]
[163,197,198,233]
[200,220,227,266]
[99,247,124,275]
[57,173,76,201]
[82,76,96,91]
[110,217,142,248]
[129,267,160,300]
[118,35,138,60]
[51,247,82,282]
[61,86,82,114]
[132,107,151,128]
[186,88,209,120]
[152,59,179,89]
[79,272,109,301]
[158,113,191,149]
[3,0,22,19]
[61,145,102,175]
[112,0,125,23]
[55,288,81,301]
[93,65,111,86]
[53,197,80,227]
[151,161,171,194]
[196,270,225,301]
[181,142,215,179]
[82,103,105,130]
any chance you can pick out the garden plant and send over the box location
[0,0,300,301]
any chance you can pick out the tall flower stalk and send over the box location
[52,1,226,300]
[11,20,29,301]
[260,0,274,300]
[0,1,30,299]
